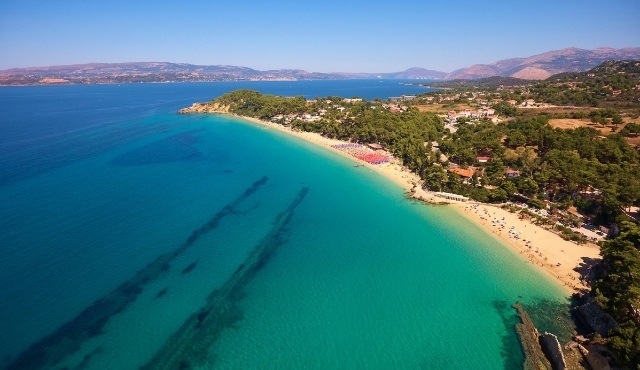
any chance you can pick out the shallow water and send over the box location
[0,82,568,369]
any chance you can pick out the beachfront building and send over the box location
[434,192,469,202]
[447,167,475,185]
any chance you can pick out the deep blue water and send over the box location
[0,80,429,187]
[0,81,568,369]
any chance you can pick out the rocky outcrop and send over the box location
[578,345,611,370]
[539,332,567,370]
[177,102,229,114]
[573,296,618,337]
[513,302,553,370]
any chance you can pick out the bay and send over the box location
[0,81,568,369]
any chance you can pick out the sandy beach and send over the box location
[234,114,601,295]
[452,203,601,294]
[237,115,424,190]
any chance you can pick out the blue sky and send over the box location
[1,0,638,72]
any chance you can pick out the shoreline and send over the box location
[450,203,600,295]
[209,112,601,296]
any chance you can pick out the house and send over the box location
[448,167,474,178]
[505,169,520,178]
[447,167,475,184]
[476,156,491,163]
[462,110,472,117]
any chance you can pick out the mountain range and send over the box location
[1,47,639,85]
[445,47,640,80]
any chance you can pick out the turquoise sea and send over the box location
[0,81,570,369]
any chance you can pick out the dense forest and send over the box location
[207,81,640,367]
[593,221,640,368]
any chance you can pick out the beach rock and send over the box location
[539,332,567,370]
[565,341,579,349]
[572,335,588,344]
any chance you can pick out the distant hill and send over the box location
[429,76,532,89]
[378,67,447,79]
[528,60,640,108]
[0,62,354,85]
[1,47,639,85]
[0,62,446,85]
[446,47,640,80]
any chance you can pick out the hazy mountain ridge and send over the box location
[1,47,638,85]
[446,47,640,80]
[0,62,447,84]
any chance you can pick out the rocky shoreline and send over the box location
[177,102,229,114]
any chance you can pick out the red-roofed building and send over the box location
[476,156,491,163]
[505,169,520,178]
[449,167,474,178]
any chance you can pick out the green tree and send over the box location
[612,115,624,130]
[517,177,539,198]
[505,131,526,148]
[593,221,640,368]
[499,179,518,197]
[423,166,448,192]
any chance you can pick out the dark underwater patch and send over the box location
[492,300,526,370]
[4,176,269,370]
[111,129,203,166]
[142,187,309,369]
[181,261,198,274]
[156,288,168,299]
[521,299,576,343]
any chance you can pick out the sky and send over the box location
[1,0,639,73]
